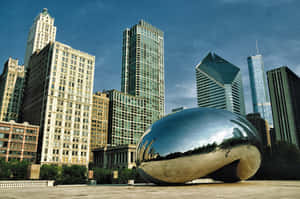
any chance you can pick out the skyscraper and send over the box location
[90,91,109,162]
[24,8,56,68]
[195,52,245,115]
[0,58,25,121]
[121,20,165,123]
[105,89,150,146]
[247,54,273,127]
[267,66,300,148]
[22,41,95,166]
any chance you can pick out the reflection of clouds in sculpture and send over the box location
[206,129,231,145]
[136,108,262,184]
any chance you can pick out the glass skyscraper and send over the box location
[121,20,165,123]
[105,89,151,146]
[247,54,273,127]
[195,52,245,115]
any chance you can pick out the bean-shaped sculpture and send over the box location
[136,108,262,184]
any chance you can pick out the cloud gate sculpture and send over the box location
[136,108,262,184]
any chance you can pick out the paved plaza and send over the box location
[1,181,300,199]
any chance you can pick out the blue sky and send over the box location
[1,0,300,114]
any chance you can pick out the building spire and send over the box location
[256,40,259,55]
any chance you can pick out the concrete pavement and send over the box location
[1,180,300,199]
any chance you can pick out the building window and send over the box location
[131,152,134,163]
[13,128,24,133]
[0,126,10,131]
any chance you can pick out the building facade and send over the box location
[121,20,165,123]
[195,52,245,115]
[105,90,150,146]
[0,58,25,122]
[0,120,39,162]
[90,92,109,162]
[22,41,95,166]
[247,54,273,127]
[246,113,271,148]
[93,144,137,169]
[24,8,56,68]
[267,66,300,148]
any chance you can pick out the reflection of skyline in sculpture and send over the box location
[136,108,262,184]
[139,138,158,161]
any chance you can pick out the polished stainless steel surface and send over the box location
[136,108,262,184]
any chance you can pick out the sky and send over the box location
[1,0,300,114]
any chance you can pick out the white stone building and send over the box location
[24,8,57,68]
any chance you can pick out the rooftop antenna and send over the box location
[256,40,259,54]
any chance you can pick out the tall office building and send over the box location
[22,41,95,166]
[121,20,165,123]
[195,52,245,115]
[267,66,300,148]
[105,90,150,146]
[90,92,109,162]
[247,54,273,127]
[0,58,25,121]
[24,8,56,68]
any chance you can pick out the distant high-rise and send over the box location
[0,58,25,121]
[195,52,245,115]
[22,41,95,166]
[247,54,273,127]
[121,20,165,123]
[24,8,56,68]
[90,92,109,162]
[267,66,300,148]
[105,90,151,146]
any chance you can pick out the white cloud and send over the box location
[174,81,197,99]
[165,80,197,114]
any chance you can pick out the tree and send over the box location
[118,168,138,184]
[8,159,29,179]
[40,164,59,180]
[253,141,300,180]
[0,158,11,179]
[59,165,87,184]
[93,168,112,184]
[0,159,30,179]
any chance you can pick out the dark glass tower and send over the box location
[267,66,300,148]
